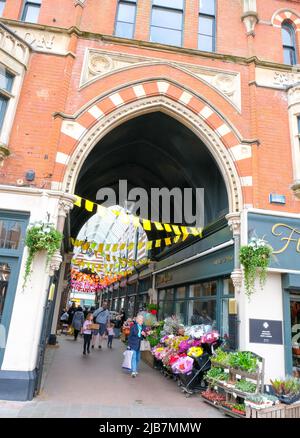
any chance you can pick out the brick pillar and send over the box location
[183,0,198,49]
[134,0,151,41]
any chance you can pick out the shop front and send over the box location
[154,223,235,345]
[245,210,300,379]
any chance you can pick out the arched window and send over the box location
[282,22,297,65]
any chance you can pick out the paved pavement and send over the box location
[0,335,226,418]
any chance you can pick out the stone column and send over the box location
[226,212,243,294]
[49,196,75,338]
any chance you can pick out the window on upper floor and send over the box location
[0,1,6,17]
[21,0,42,24]
[115,0,137,39]
[150,0,184,47]
[198,0,216,52]
[0,67,15,132]
[282,22,297,65]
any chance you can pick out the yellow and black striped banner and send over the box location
[70,233,189,253]
[73,195,202,237]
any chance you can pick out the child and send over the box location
[81,313,93,355]
[107,322,115,349]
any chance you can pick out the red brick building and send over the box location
[0,0,300,400]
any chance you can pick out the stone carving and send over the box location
[231,268,243,293]
[82,49,241,109]
[226,212,241,236]
[8,24,70,55]
[0,26,30,66]
[288,84,300,107]
[291,181,300,199]
[256,66,300,91]
[88,54,113,75]
[24,31,55,50]
[212,74,236,97]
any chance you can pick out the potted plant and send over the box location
[231,403,246,416]
[239,237,273,300]
[270,376,300,404]
[147,303,158,315]
[23,221,63,288]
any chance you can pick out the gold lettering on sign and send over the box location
[271,223,300,254]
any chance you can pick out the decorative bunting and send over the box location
[74,195,202,237]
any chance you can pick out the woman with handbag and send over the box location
[127,314,146,378]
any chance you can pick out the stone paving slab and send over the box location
[0,337,225,418]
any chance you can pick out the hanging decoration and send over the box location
[73,195,203,237]
[70,233,189,253]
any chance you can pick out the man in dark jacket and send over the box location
[128,314,146,378]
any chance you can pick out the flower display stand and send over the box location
[246,402,300,418]
[202,351,265,418]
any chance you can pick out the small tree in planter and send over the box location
[23,221,63,288]
[239,237,273,301]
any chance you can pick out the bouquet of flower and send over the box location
[187,346,204,358]
[170,336,189,351]
[171,356,194,374]
[162,316,182,336]
[200,330,219,344]
[184,325,206,339]
[152,345,165,360]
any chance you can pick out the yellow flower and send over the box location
[187,347,203,358]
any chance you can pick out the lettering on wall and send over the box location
[271,223,300,254]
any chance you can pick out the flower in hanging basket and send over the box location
[150,309,157,315]
[23,221,63,288]
[239,236,273,300]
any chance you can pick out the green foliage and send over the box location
[206,367,229,381]
[228,351,258,373]
[232,403,246,412]
[23,222,63,288]
[235,379,257,393]
[239,237,273,300]
[213,348,231,365]
[147,303,158,311]
[270,376,300,396]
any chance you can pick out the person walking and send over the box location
[81,313,93,355]
[67,302,76,326]
[107,322,115,349]
[93,301,110,349]
[128,314,146,378]
[72,306,84,340]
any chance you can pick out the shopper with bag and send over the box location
[127,314,146,378]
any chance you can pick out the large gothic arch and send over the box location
[53,79,252,213]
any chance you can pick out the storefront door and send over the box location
[290,294,300,378]
[0,256,19,366]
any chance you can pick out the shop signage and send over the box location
[249,318,283,345]
[248,213,300,271]
[156,272,173,286]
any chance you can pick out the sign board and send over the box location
[248,212,300,272]
[249,318,283,345]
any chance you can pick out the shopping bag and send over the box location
[122,349,134,370]
[140,340,151,351]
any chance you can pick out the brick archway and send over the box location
[53,79,251,213]
[272,9,300,29]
